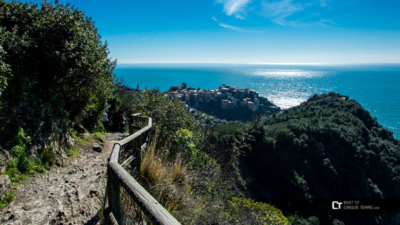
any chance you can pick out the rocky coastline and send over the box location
[163,83,282,123]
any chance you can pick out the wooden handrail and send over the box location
[107,114,181,225]
[118,117,151,146]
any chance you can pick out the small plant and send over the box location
[17,154,34,174]
[93,132,105,140]
[141,147,165,184]
[74,135,94,146]
[67,145,80,158]
[11,144,25,157]
[171,156,187,183]
[42,147,56,166]
[69,128,78,137]
[0,192,14,209]
[95,188,107,225]
[4,167,26,184]
[34,159,46,173]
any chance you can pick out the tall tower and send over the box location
[137,84,140,91]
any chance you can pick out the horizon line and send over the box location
[117,62,400,65]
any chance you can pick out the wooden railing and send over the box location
[106,113,181,225]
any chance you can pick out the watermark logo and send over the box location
[332,201,343,210]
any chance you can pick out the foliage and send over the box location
[0,0,116,119]
[176,128,197,159]
[130,89,203,160]
[224,197,290,224]
[42,146,56,166]
[288,214,320,225]
[67,144,80,157]
[0,45,12,96]
[126,88,284,224]
[222,114,261,176]
[71,133,93,146]
[0,0,117,152]
[4,123,26,148]
[4,126,46,186]
[106,92,123,131]
[137,137,202,223]
[246,92,400,224]
[0,191,14,209]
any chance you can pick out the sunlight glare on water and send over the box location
[244,69,327,79]
[240,69,330,109]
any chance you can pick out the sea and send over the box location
[115,63,400,140]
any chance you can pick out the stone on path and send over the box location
[92,143,102,152]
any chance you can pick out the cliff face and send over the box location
[244,93,400,224]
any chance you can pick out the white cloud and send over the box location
[219,22,245,31]
[261,0,304,26]
[320,0,331,7]
[212,17,259,32]
[216,0,251,19]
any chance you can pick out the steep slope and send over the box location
[245,92,400,224]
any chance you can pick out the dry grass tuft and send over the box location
[141,146,166,184]
[136,132,204,224]
[171,156,187,183]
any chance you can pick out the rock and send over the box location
[0,175,11,201]
[74,124,85,133]
[0,148,12,169]
[22,203,31,211]
[55,158,64,167]
[89,190,99,197]
[8,213,18,221]
[91,143,102,152]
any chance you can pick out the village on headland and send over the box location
[136,83,282,123]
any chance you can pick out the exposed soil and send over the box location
[0,133,129,225]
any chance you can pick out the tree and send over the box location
[0,0,116,121]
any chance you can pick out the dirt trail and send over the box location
[0,133,128,225]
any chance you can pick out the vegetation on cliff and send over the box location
[244,92,400,224]
[0,1,116,179]
[117,88,290,224]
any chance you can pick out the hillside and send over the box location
[242,92,400,224]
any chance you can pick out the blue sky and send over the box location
[15,0,400,64]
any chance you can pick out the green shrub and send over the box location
[0,1,117,121]
[4,168,26,183]
[93,132,105,140]
[69,128,78,137]
[75,136,94,146]
[4,124,26,148]
[224,197,290,224]
[289,214,320,225]
[33,159,46,173]
[42,147,56,166]
[0,191,14,209]
[67,145,80,158]
[11,144,25,157]
[6,158,18,170]
[17,154,34,174]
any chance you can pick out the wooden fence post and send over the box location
[136,134,141,170]
[129,115,133,134]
